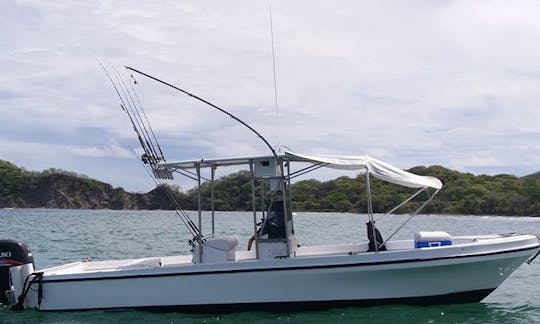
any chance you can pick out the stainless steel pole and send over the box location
[210,165,216,235]
[249,160,259,258]
[196,163,203,261]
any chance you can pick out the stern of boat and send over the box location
[0,239,37,309]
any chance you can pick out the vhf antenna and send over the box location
[269,3,281,153]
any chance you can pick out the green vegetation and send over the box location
[0,160,145,209]
[1,160,539,216]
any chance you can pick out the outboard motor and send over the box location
[0,240,34,305]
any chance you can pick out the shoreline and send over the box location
[1,207,539,218]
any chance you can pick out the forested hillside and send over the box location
[1,160,539,216]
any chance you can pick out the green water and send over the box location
[1,209,539,323]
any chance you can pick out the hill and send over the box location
[1,160,539,216]
[0,160,167,209]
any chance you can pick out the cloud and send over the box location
[1,0,540,191]
[67,144,133,159]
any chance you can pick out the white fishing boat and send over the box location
[2,152,539,311]
[1,67,538,311]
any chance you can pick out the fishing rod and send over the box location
[101,61,202,242]
[132,146,202,243]
[129,79,166,161]
[99,61,155,164]
[116,68,163,163]
[112,67,162,165]
[103,61,165,169]
[124,66,278,159]
[120,79,201,239]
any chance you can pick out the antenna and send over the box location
[269,3,281,152]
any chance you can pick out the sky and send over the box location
[1,0,540,192]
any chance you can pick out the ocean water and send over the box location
[0,209,539,323]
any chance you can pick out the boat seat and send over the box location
[192,235,239,263]
[204,236,239,252]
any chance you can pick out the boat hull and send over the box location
[141,289,496,312]
[24,243,538,311]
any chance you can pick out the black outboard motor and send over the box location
[0,239,34,305]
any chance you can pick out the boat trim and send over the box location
[39,288,496,312]
[147,288,496,311]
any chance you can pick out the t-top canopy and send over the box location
[284,152,442,190]
[158,152,443,190]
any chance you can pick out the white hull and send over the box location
[15,234,540,311]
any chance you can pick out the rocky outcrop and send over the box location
[0,161,154,209]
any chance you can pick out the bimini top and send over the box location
[284,152,442,190]
[158,152,443,190]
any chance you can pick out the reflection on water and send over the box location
[3,302,538,324]
[0,209,539,323]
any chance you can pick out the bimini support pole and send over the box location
[210,165,216,236]
[381,189,440,247]
[376,187,427,223]
[286,161,294,235]
[196,162,203,262]
[249,160,259,259]
[278,159,292,255]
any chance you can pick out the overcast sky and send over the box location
[1,0,540,192]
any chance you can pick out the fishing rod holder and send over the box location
[151,166,174,180]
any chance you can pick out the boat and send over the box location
[1,67,539,312]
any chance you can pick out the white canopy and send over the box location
[159,152,443,190]
[284,152,443,190]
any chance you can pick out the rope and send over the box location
[11,272,43,311]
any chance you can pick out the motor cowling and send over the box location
[0,239,34,305]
